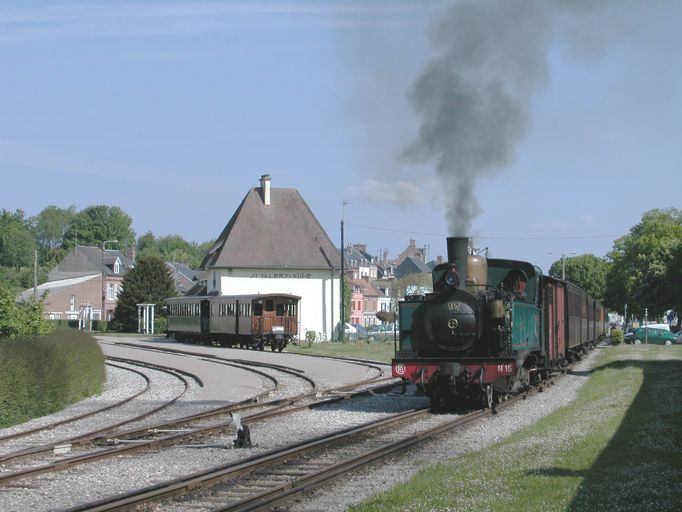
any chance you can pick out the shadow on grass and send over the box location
[528,357,682,510]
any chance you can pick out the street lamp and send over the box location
[101,240,118,320]
[549,252,576,280]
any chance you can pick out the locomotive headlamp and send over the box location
[445,270,460,287]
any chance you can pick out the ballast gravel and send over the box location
[285,348,602,512]
[0,348,600,512]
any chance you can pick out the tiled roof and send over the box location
[395,256,432,278]
[166,261,197,282]
[17,274,100,303]
[201,187,341,270]
[48,245,134,281]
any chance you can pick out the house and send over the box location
[21,245,134,321]
[350,281,364,325]
[165,261,197,296]
[344,244,379,280]
[198,174,342,340]
[394,238,427,266]
[17,274,101,321]
[351,278,380,328]
[395,255,432,278]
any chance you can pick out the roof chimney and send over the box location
[260,174,271,206]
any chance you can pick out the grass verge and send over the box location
[286,340,396,364]
[352,345,682,511]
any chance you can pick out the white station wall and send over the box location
[214,268,340,341]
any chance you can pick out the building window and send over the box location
[49,313,61,320]
[114,258,121,274]
[107,283,115,300]
[70,295,75,311]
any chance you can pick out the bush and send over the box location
[154,316,167,334]
[49,319,80,330]
[610,328,624,345]
[0,329,106,428]
[91,319,109,332]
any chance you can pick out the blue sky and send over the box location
[1,1,679,274]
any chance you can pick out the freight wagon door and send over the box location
[545,282,558,363]
[556,286,566,359]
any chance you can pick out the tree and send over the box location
[0,281,50,339]
[0,281,20,338]
[549,254,610,303]
[112,255,176,332]
[343,275,352,323]
[389,272,433,312]
[604,208,682,320]
[137,231,212,269]
[664,240,682,330]
[0,210,36,270]
[34,205,76,261]
[62,205,135,252]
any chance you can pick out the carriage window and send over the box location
[253,303,263,316]
[287,304,297,316]
[276,304,285,316]
[265,300,274,312]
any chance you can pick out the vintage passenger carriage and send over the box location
[166,293,300,352]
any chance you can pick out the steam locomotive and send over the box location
[392,237,606,409]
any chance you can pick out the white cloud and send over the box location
[350,179,428,206]
[0,2,417,44]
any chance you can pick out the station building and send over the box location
[198,175,342,341]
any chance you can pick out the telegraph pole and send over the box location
[33,249,38,301]
[339,201,350,342]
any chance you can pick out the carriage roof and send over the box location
[166,293,301,303]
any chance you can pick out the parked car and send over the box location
[335,322,357,336]
[370,323,399,334]
[677,330,682,344]
[624,327,677,345]
[350,323,368,335]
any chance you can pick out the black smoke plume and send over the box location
[403,0,553,235]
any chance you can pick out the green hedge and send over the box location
[0,329,106,428]
[48,319,110,332]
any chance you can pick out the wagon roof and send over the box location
[201,187,341,270]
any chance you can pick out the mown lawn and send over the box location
[286,339,396,364]
[352,345,682,511]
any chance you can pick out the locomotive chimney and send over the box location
[260,174,271,206]
[446,237,469,290]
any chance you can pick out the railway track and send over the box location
[2,337,592,512]
[59,362,569,511]
[0,354,396,490]
[0,358,190,459]
[63,395,522,512]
